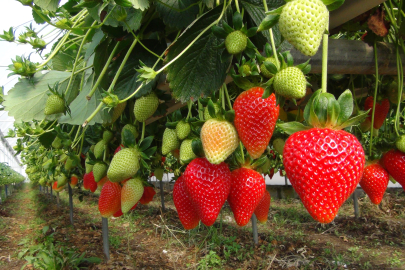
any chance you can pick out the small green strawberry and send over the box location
[107,147,140,182]
[121,124,138,143]
[204,103,221,121]
[134,92,159,122]
[103,130,114,143]
[180,139,197,165]
[52,137,62,149]
[176,120,191,140]
[65,155,79,171]
[273,67,307,99]
[121,177,144,213]
[162,128,180,155]
[260,57,278,78]
[44,94,65,115]
[93,162,108,182]
[225,30,247,55]
[56,174,68,188]
[94,140,107,159]
[396,135,405,153]
[279,0,329,56]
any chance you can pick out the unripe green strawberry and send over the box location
[387,81,405,104]
[225,30,247,55]
[273,138,285,155]
[52,137,62,149]
[121,177,144,213]
[176,120,191,140]
[56,174,67,188]
[94,140,106,159]
[59,153,68,163]
[260,57,278,78]
[241,64,251,75]
[65,155,79,171]
[274,67,307,99]
[279,0,329,56]
[85,157,93,174]
[103,130,114,143]
[107,147,140,182]
[44,94,65,115]
[134,92,159,122]
[180,139,196,165]
[204,103,221,120]
[162,128,180,155]
[396,135,405,153]
[121,124,138,143]
[93,162,108,182]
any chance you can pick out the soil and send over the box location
[1,184,404,270]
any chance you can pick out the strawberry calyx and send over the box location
[278,89,370,135]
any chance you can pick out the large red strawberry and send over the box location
[183,158,231,226]
[382,149,405,191]
[364,96,390,129]
[281,90,366,224]
[234,87,279,159]
[70,174,78,188]
[173,175,200,230]
[140,186,156,205]
[228,168,266,226]
[99,181,121,218]
[83,172,97,193]
[360,163,389,204]
[254,190,271,223]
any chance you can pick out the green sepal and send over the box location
[277,122,312,135]
[257,15,280,32]
[301,64,311,75]
[140,152,150,160]
[335,110,369,130]
[143,146,157,158]
[212,25,228,39]
[337,89,353,125]
[246,27,258,37]
[244,47,256,59]
[262,79,274,99]
[230,69,255,90]
[296,59,310,71]
[264,61,278,75]
[233,12,243,31]
[282,51,294,67]
[321,0,345,11]
[275,93,285,107]
[222,21,234,33]
[141,158,151,170]
[225,110,235,123]
[139,136,154,152]
[207,99,217,118]
[191,138,204,157]
[165,121,178,129]
[122,128,136,148]
[303,89,321,123]
[250,156,268,168]
[264,43,273,58]
[265,5,284,15]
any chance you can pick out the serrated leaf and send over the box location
[156,0,200,30]
[165,5,232,102]
[121,8,143,32]
[139,136,154,151]
[32,6,48,24]
[34,0,59,12]
[257,14,280,32]
[337,89,353,125]
[59,74,111,125]
[128,0,149,10]
[277,121,311,135]
[3,71,70,122]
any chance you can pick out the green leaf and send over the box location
[128,0,149,10]
[121,8,142,32]
[115,0,133,7]
[122,128,136,148]
[34,0,59,12]
[59,74,111,125]
[51,51,75,71]
[156,0,199,30]
[337,89,353,125]
[277,121,311,135]
[191,138,204,157]
[3,71,71,122]
[166,5,232,102]
[39,132,57,149]
[322,0,345,11]
[84,30,105,61]
[139,136,154,151]
[257,15,280,32]
[32,6,48,24]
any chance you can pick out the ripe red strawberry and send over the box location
[121,177,144,213]
[52,181,64,192]
[83,172,97,193]
[99,181,121,218]
[360,163,389,205]
[173,175,200,230]
[254,190,271,223]
[233,88,279,159]
[140,186,156,205]
[200,119,239,164]
[70,174,78,188]
[284,128,365,223]
[113,203,137,217]
[228,168,266,226]
[184,158,231,226]
[364,96,390,129]
[382,149,405,191]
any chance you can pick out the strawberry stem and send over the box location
[369,41,379,156]
[223,84,233,110]
[86,41,121,101]
[140,122,146,143]
[235,0,240,13]
[394,41,403,137]
[321,33,328,93]
[186,100,193,121]
[262,0,279,70]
